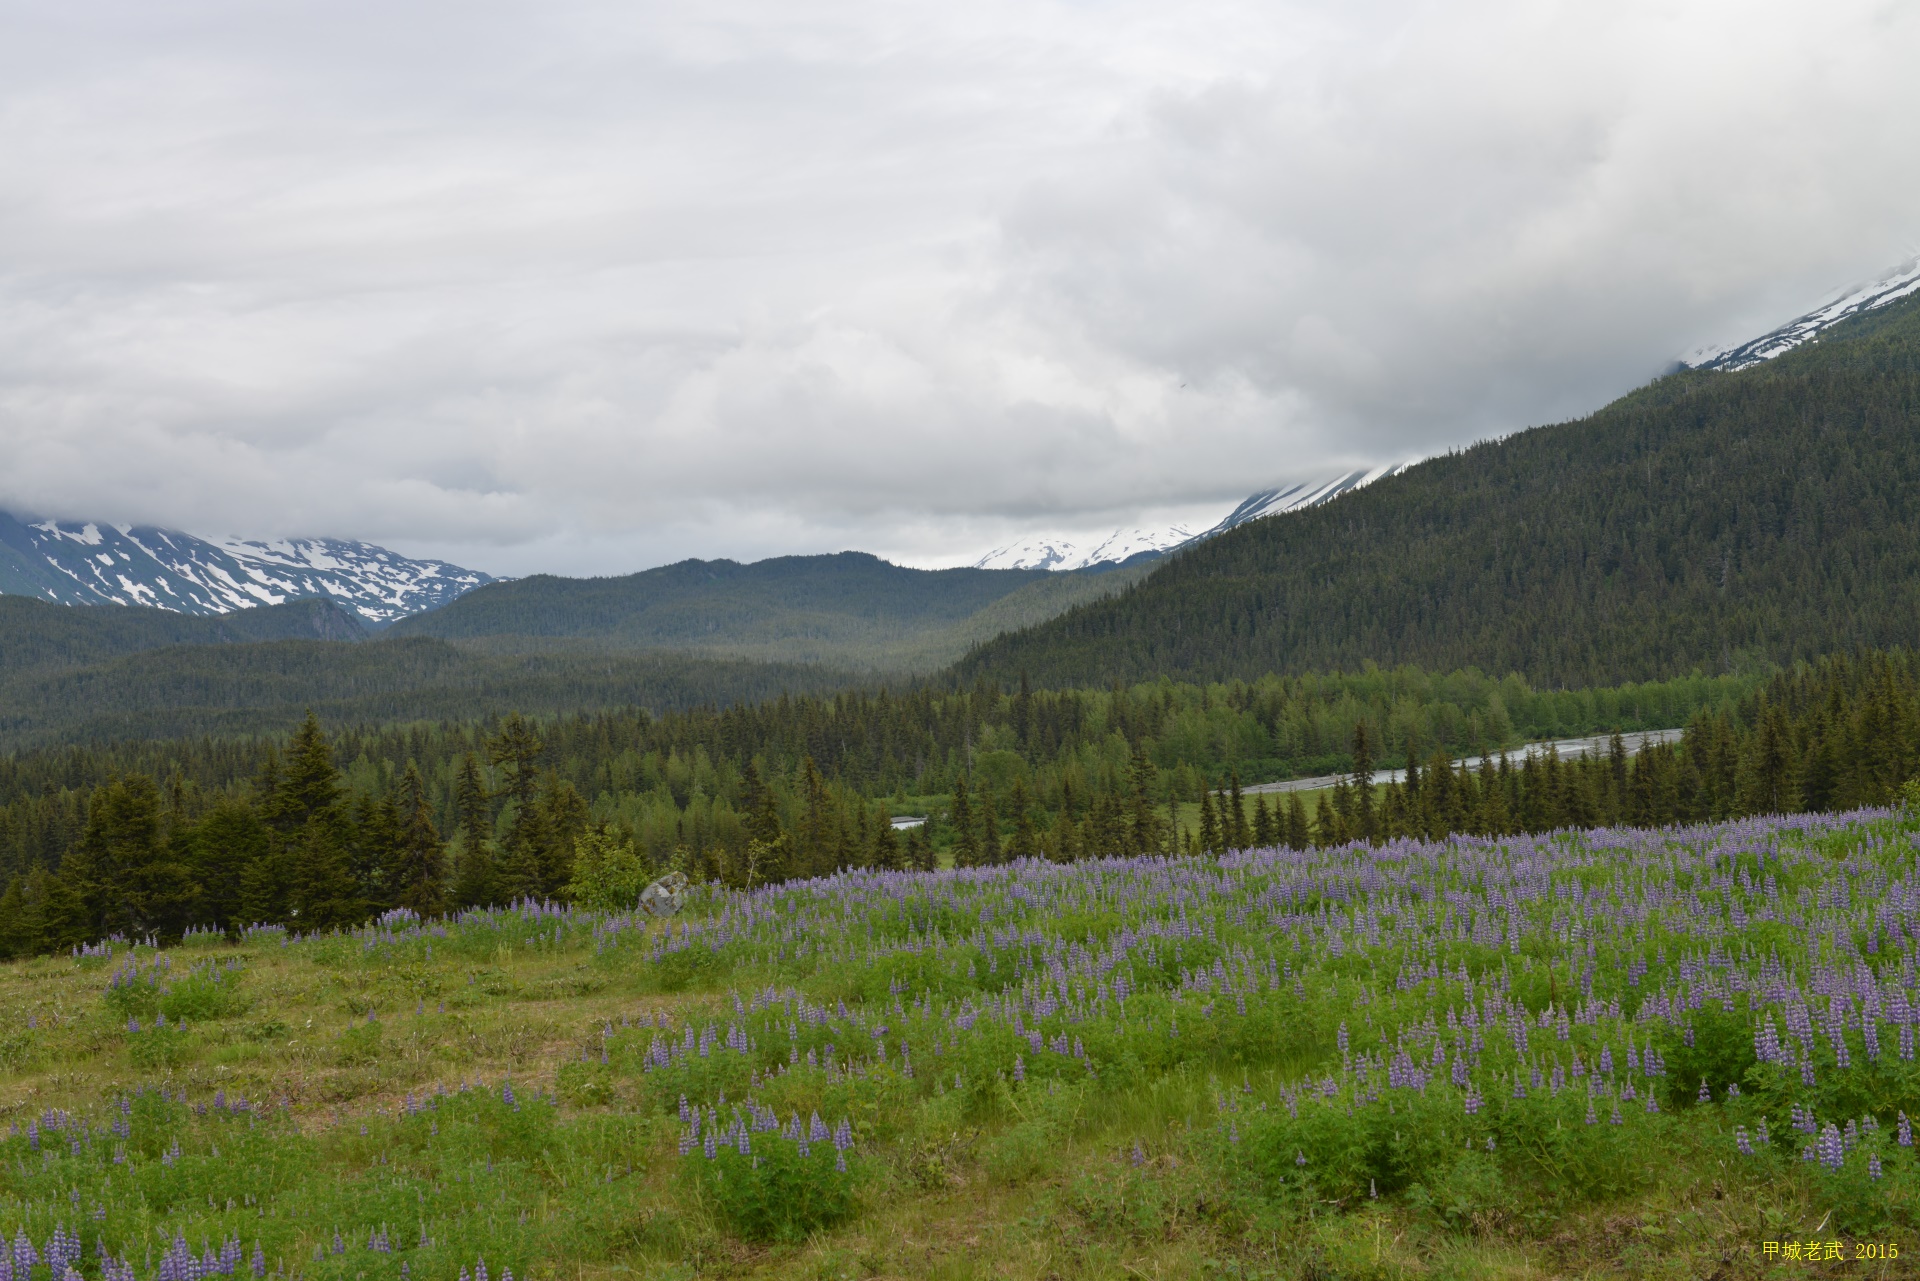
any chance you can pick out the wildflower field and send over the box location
[3,810,1919,1280]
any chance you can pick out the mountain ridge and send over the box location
[955,276,1920,689]
[383,550,1146,672]
[0,512,495,624]
[969,463,1416,573]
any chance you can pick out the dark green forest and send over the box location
[18,643,1912,958]
[0,628,853,750]
[5,647,1917,958]
[0,595,366,677]
[959,288,1920,689]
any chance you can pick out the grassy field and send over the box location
[4,810,1919,1280]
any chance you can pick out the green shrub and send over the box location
[128,1023,190,1068]
[160,963,249,1021]
[335,1020,384,1065]
[685,1133,862,1242]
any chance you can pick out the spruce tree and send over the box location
[1008,780,1037,860]
[1227,770,1250,850]
[388,764,449,916]
[1285,792,1310,850]
[1253,793,1277,848]
[1198,786,1221,855]
[451,753,496,908]
[949,775,979,868]
[979,790,1002,865]
[1350,723,1376,842]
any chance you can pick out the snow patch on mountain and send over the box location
[972,462,1417,572]
[972,523,1198,572]
[1684,258,1920,372]
[0,512,495,623]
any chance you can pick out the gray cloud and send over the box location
[1,0,1916,576]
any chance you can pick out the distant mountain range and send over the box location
[385,551,1150,672]
[971,463,1417,572]
[0,513,494,624]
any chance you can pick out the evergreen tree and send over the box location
[1252,793,1277,848]
[72,775,199,939]
[1198,786,1222,855]
[185,800,268,931]
[1227,770,1251,850]
[1284,792,1310,850]
[1008,779,1037,861]
[872,818,905,871]
[388,764,449,916]
[949,774,979,868]
[264,712,344,832]
[906,823,935,872]
[1127,746,1160,854]
[1350,723,1376,842]
[451,752,496,908]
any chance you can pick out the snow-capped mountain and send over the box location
[0,511,494,624]
[972,523,1198,572]
[1684,258,1920,372]
[973,462,1416,573]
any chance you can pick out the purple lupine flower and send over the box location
[1869,1152,1884,1180]
[1697,1077,1711,1104]
[1818,1123,1845,1171]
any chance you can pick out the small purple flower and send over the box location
[1818,1123,1845,1172]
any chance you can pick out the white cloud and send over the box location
[0,0,1916,577]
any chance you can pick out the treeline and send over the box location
[4,650,1920,958]
[0,709,932,958]
[1212,648,1920,851]
[959,287,1920,690]
[0,664,1747,887]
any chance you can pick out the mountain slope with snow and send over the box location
[972,463,1416,572]
[0,513,494,624]
[1684,258,1920,372]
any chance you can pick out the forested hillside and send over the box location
[0,633,851,750]
[386,551,1146,671]
[0,595,366,677]
[959,289,1920,689]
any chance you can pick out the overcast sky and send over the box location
[1,0,1917,577]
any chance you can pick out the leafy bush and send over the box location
[684,1129,862,1242]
